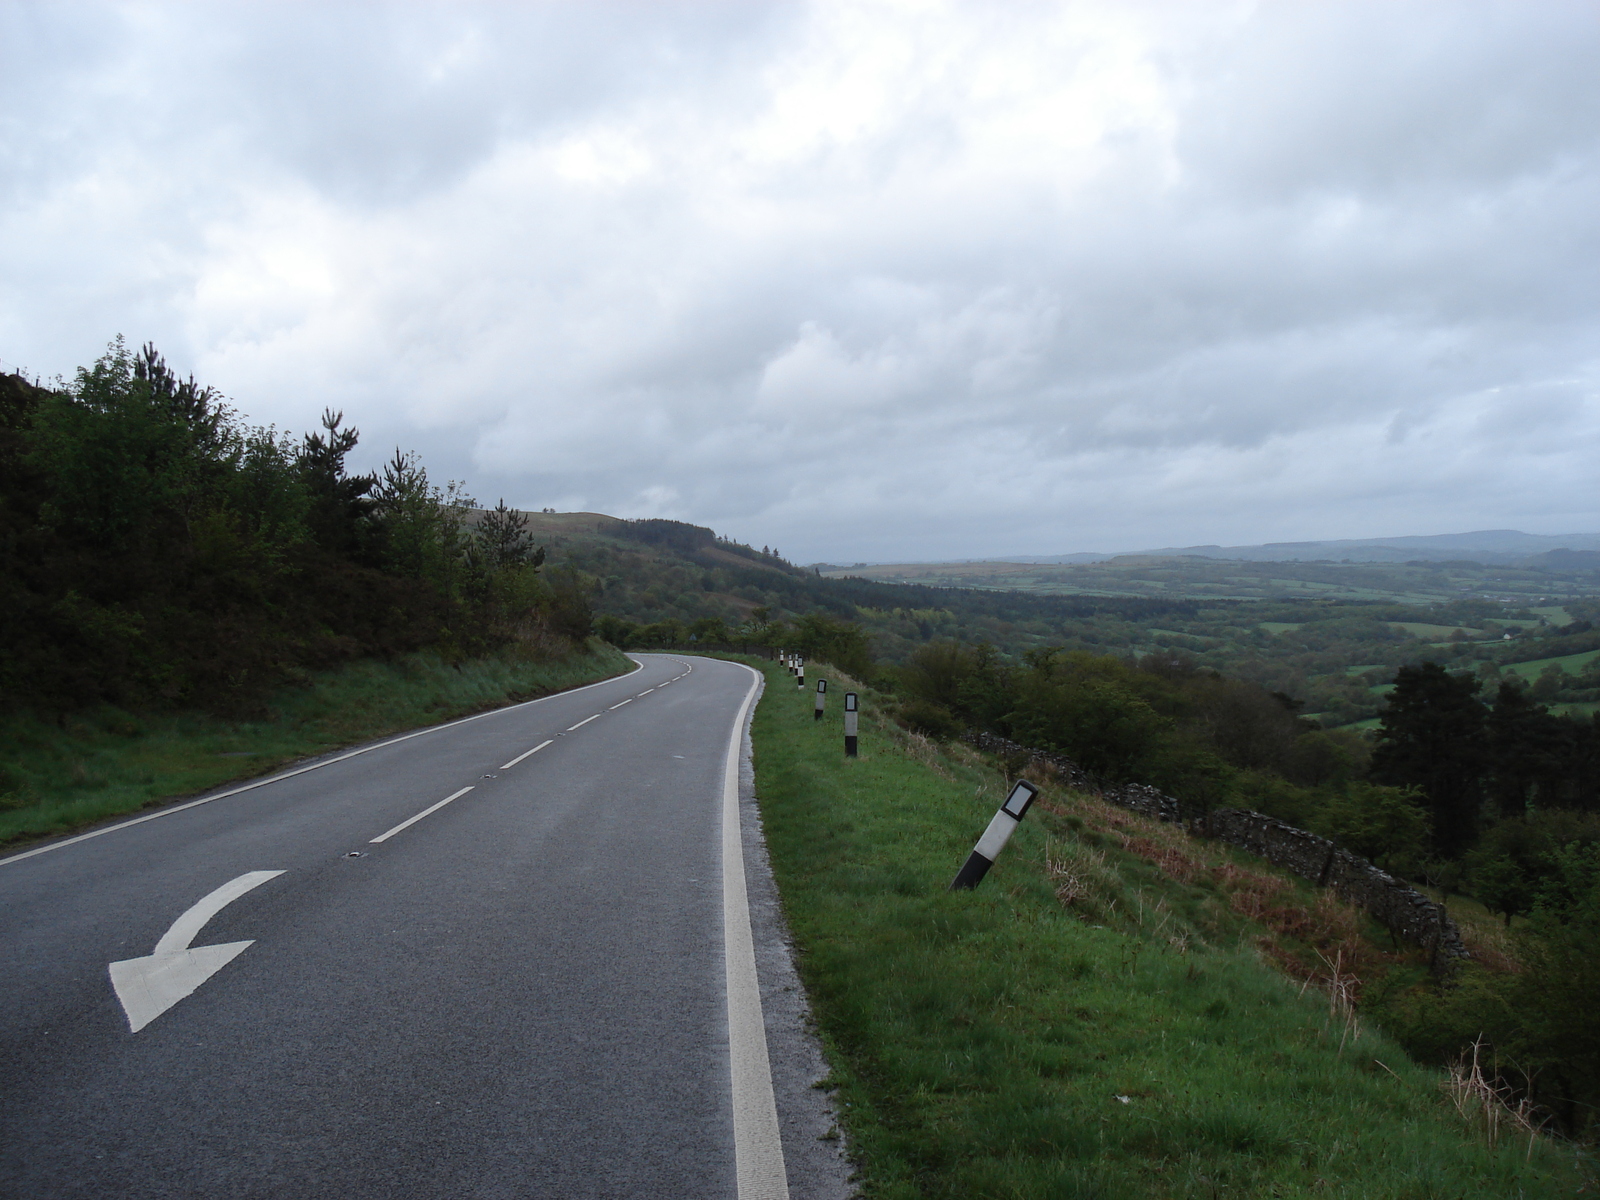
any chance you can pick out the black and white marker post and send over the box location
[844,692,858,757]
[814,678,827,720]
[796,658,805,688]
[949,780,1040,890]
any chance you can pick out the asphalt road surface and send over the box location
[0,654,838,1199]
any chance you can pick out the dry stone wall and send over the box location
[966,730,1468,972]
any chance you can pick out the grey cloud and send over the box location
[2,1,1598,561]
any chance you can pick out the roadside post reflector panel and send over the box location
[949,780,1039,890]
[844,692,858,757]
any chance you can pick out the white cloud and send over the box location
[2,0,1598,560]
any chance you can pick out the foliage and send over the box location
[1368,849,1600,1141]
[0,341,577,716]
[1371,664,1490,854]
[747,659,1579,1196]
[1460,810,1600,923]
[1310,782,1431,876]
[895,698,962,742]
[1372,665,1600,856]
[893,641,1317,812]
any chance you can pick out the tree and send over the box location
[472,499,544,575]
[370,450,474,588]
[1485,681,1567,819]
[1009,654,1172,782]
[790,612,873,678]
[296,409,377,556]
[1314,782,1431,875]
[1464,810,1600,924]
[1503,850,1600,1136]
[1371,663,1488,855]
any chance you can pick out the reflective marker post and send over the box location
[797,659,805,689]
[814,678,827,720]
[949,780,1039,890]
[844,692,858,757]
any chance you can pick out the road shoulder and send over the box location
[737,670,857,1200]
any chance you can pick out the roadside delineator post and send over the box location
[844,692,858,757]
[814,678,827,720]
[797,659,805,689]
[949,780,1039,890]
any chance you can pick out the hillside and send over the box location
[523,512,1600,726]
[898,528,1600,568]
[818,552,1600,606]
[745,655,1583,1197]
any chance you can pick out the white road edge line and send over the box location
[566,714,601,731]
[608,698,633,710]
[0,658,647,869]
[721,661,789,1200]
[370,786,475,844]
[500,740,554,770]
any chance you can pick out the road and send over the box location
[0,653,838,1198]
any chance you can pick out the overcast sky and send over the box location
[4,1,1598,562]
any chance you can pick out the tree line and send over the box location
[0,340,589,715]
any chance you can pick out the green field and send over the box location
[1390,622,1479,639]
[747,657,1581,1197]
[1529,605,1575,626]
[825,556,1600,608]
[1502,647,1600,680]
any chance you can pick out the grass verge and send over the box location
[0,638,632,847]
[746,658,1585,1198]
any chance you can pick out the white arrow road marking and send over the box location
[108,870,284,1033]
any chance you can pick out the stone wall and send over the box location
[965,730,1469,972]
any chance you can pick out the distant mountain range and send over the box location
[993,529,1600,567]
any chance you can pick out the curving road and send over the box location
[0,654,835,1199]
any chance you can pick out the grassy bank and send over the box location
[746,658,1585,1198]
[0,639,632,847]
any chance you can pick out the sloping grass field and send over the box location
[0,640,632,847]
[746,658,1585,1198]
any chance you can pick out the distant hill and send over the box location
[975,529,1600,568]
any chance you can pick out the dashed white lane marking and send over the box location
[720,663,789,1200]
[370,786,475,844]
[566,714,601,731]
[608,699,633,710]
[0,660,646,869]
[638,688,655,695]
[500,740,553,770]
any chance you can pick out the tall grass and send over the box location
[745,658,1581,1198]
[0,640,631,846]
